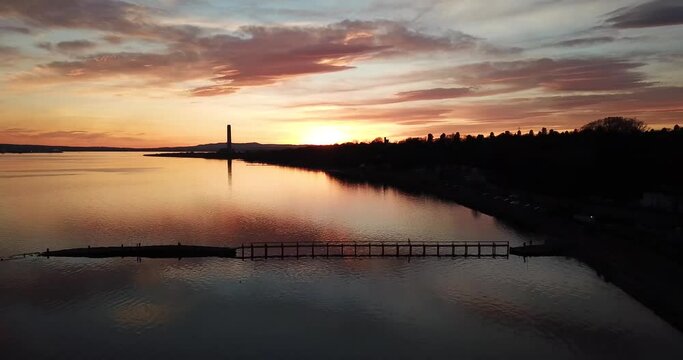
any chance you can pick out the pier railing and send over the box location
[236,241,509,260]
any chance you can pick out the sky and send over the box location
[0,0,682,146]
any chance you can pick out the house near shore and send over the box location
[641,192,683,214]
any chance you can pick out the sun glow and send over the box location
[303,126,348,145]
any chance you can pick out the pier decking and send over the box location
[237,241,509,259]
[23,241,510,260]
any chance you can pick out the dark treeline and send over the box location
[242,117,682,201]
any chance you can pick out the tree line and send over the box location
[241,117,683,201]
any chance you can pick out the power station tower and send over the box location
[226,124,232,155]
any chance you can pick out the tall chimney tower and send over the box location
[226,124,232,155]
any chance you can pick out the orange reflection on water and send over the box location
[0,152,522,255]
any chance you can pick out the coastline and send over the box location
[147,151,683,332]
[321,166,683,332]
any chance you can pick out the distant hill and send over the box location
[0,142,301,154]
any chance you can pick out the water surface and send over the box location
[1,153,681,359]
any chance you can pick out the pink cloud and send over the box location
[450,58,650,92]
[5,5,513,96]
[0,128,156,147]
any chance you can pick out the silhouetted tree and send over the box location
[240,117,682,204]
[427,133,434,143]
[541,127,548,136]
[439,133,446,142]
[581,116,647,133]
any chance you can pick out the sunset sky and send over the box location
[1,0,682,146]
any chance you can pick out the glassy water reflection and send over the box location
[1,153,682,359]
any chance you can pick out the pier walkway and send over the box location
[1,241,510,261]
[236,241,509,259]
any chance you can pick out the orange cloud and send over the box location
[7,10,513,96]
[0,128,156,147]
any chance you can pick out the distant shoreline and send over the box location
[0,142,299,154]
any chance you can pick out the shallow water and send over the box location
[1,153,681,359]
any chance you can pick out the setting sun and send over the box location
[303,126,348,145]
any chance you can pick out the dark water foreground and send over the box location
[151,151,683,332]
[1,153,682,359]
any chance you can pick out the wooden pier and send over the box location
[7,241,509,261]
[236,241,509,260]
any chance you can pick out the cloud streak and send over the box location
[13,19,511,96]
[0,45,21,65]
[0,128,153,147]
[548,36,617,47]
[0,25,30,34]
[301,57,653,108]
[0,0,201,41]
[56,40,97,52]
[447,58,650,92]
[606,0,683,28]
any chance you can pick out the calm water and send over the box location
[1,153,681,359]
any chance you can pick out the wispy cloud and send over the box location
[0,128,153,146]
[12,19,512,96]
[56,39,97,52]
[440,58,651,92]
[606,0,683,28]
[547,36,617,48]
[0,24,30,34]
[0,0,201,41]
[0,45,21,65]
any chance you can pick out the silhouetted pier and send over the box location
[41,245,236,259]
[237,241,509,259]
[6,241,509,261]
